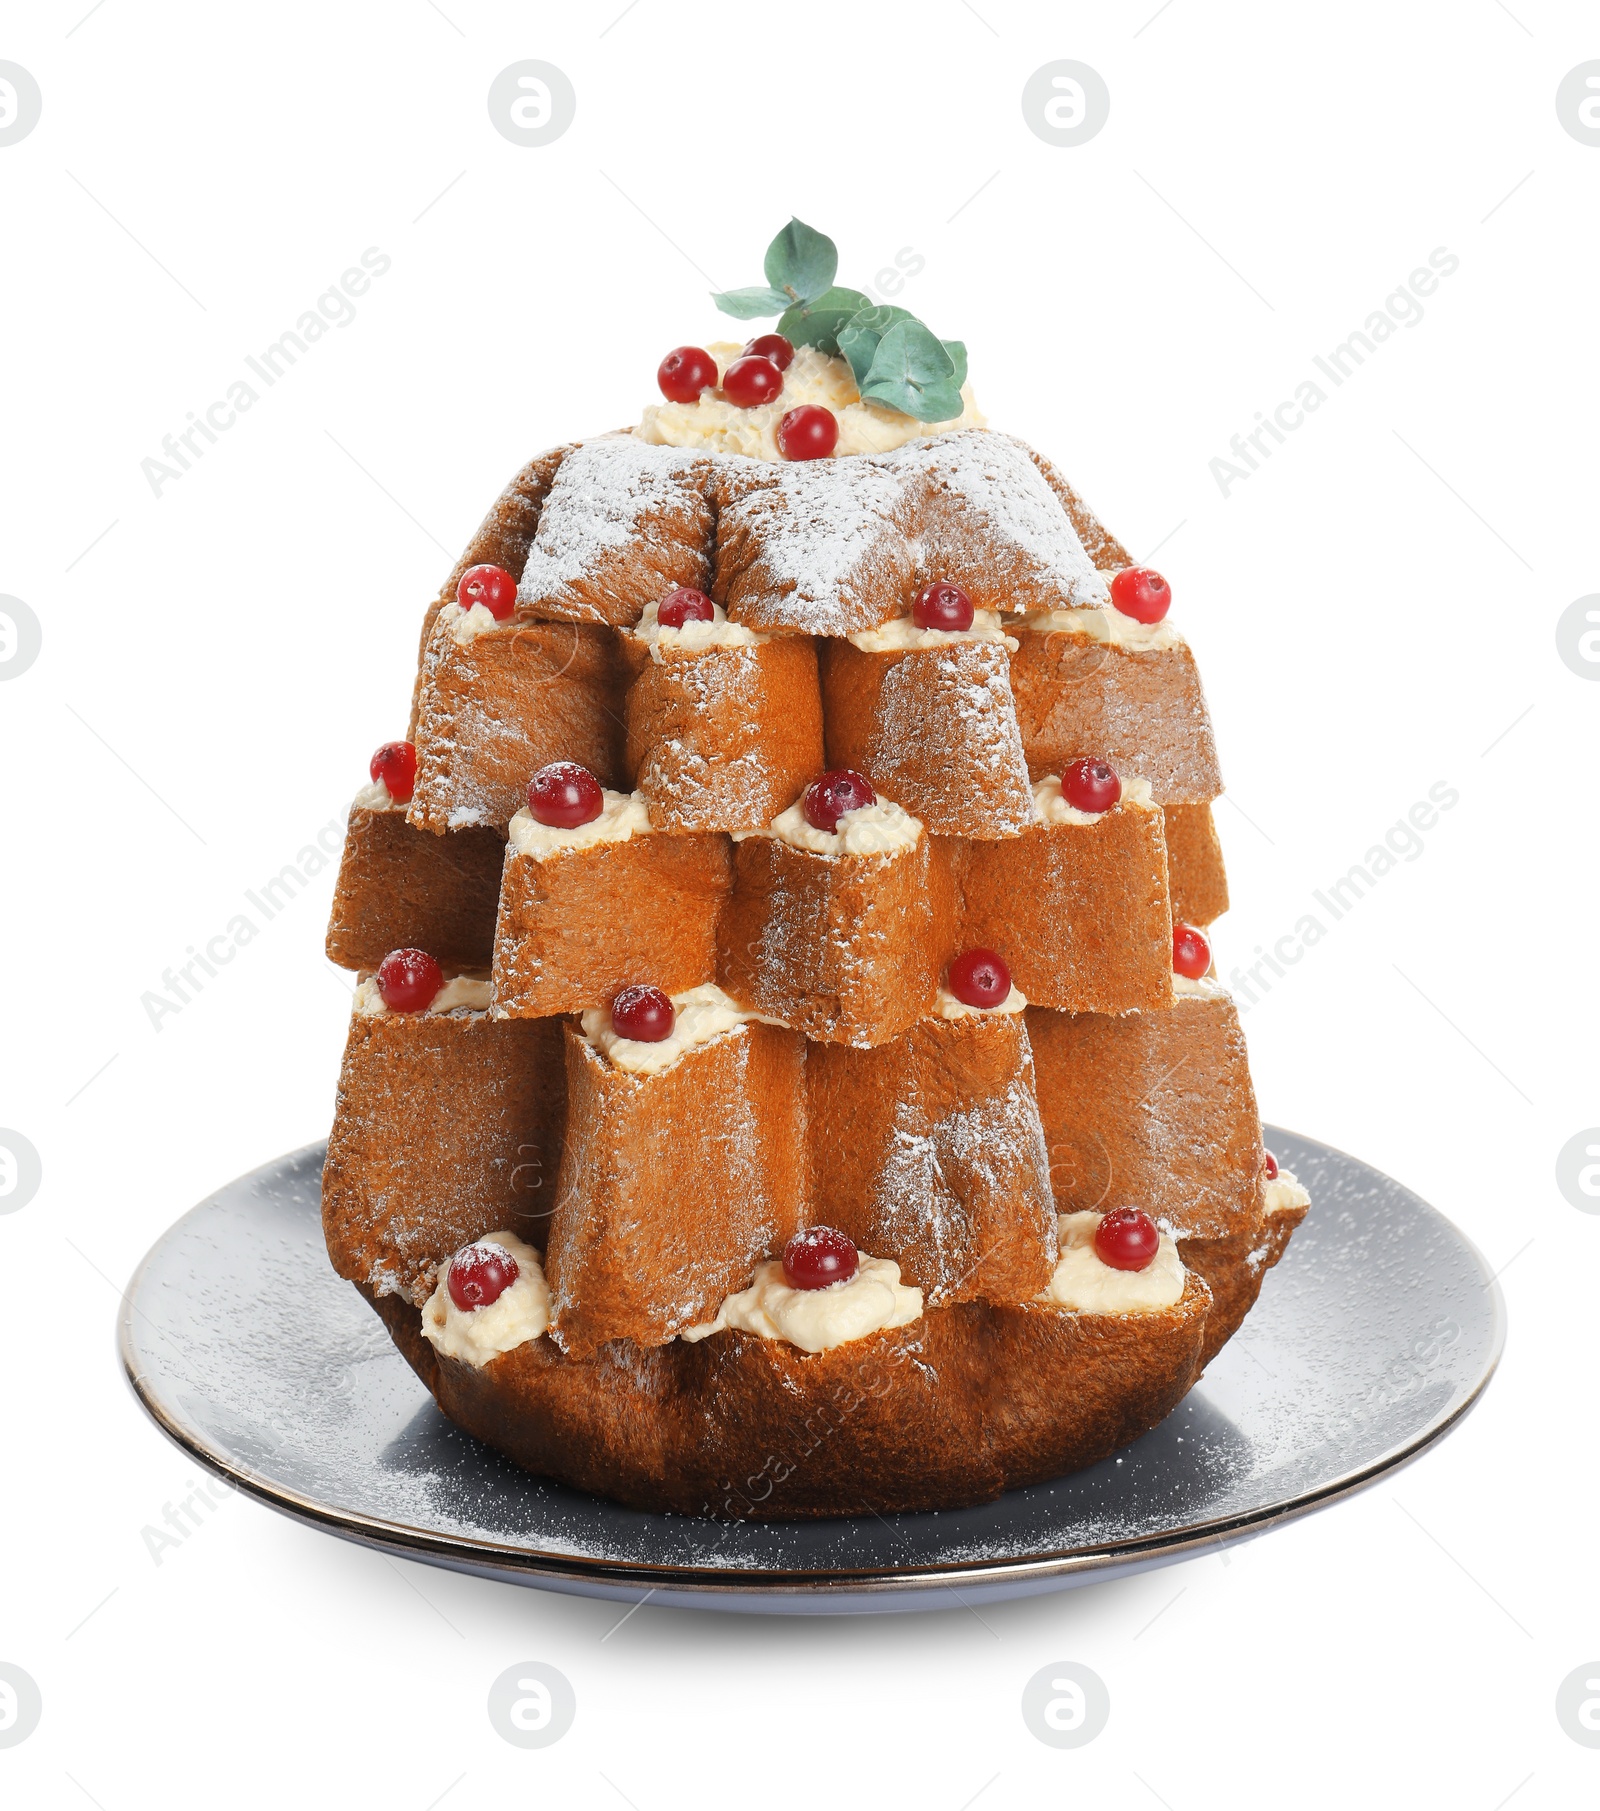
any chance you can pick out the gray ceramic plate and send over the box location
[119,1129,1503,1615]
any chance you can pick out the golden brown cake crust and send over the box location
[516,441,715,626]
[625,635,824,832]
[807,1012,1056,1305]
[410,617,628,834]
[1008,629,1223,803]
[323,1012,566,1303]
[325,807,504,973]
[492,832,731,1016]
[1027,993,1263,1244]
[545,1023,807,1356]
[716,834,939,1046]
[819,638,1035,838]
[712,459,920,635]
[961,804,1174,1014]
[363,1273,1213,1517]
[1164,801,1230,927]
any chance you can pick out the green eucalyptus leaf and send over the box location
[859,319,963,422]
[777,286,873,354]
[764,218,837,304]
[711,284,791,320]
[837,321,878,388]
[941,338,968,390]
[837,304,920,386]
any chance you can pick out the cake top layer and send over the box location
[515,431,1112,635]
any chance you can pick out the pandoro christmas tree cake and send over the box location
[319,220,1309,1517]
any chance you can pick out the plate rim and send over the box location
[118,1127,1507,1599]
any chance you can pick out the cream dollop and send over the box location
[419,1231,550,1365]
[352,776,397,812]
[1265,1169,1311,1216]
[637,342,986,461]
[1020,601,1181,652]
[581,983,783,1076]
[681,1253,923,1352]
[1172,972,1226,999]
[848,609,1018,653]
[629,595,768,662]
[741,795,922,857]
[438,600,500,646]
[353,974,492,1017]
[1040,1211,1185,1314]
[1033,771,1155,826]
[935,982,1027,1019]
[507,789,652,857]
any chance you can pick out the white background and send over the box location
[2,0,1596,1804]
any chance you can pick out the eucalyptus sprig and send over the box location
[712,219,967,423]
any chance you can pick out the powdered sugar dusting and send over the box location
[869,641,1034,835]
[714,430,1108,635]
[904,433,1110,608]
[518,439,711,616]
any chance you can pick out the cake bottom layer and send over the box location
[357,1208,1296,1518]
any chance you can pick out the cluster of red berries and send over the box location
[658,335,837,462]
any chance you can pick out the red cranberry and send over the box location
[743,333,795,371]
[369,740,417,804]
[912,580,976,633]
[377,948,443,1014]
[527,761,603,829]
[457,564,517,621]
[611,984,674,1042]
[783,1226,859,1291]
[658,345,718,404]
[1263,1149,1279,1181]
[657,587,715,628]
[447,1242,520,1312]
[778,405,838,462]
[948,948,1011,1009]
[722,355,784,409]
[802,768,876,832]
[1063,757,1122,814]
[1172,922,1212,980]
[1093,1208,1161,1272]
[1109,567,1172,624]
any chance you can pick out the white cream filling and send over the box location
[352,776,398,812]
[630,595,768,662]
[1033,771,1155,827]
[438,599,500,646]
[681,1253,923,1353]
[419,1231,550,1366]
[636,342,986,461]
[1265,1170,1311,1216]
[507,788,652,857]
[581,982,785,1076]
[935,982,1027,1019]
[737,795,923,857]
[1172,973,1226,999]
[353,973,492,1017]
[848,608,1019,653]
[1040,1211,1185,1314]
[1021,601,1181,652]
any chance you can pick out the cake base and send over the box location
[363,1276,1218,1518]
